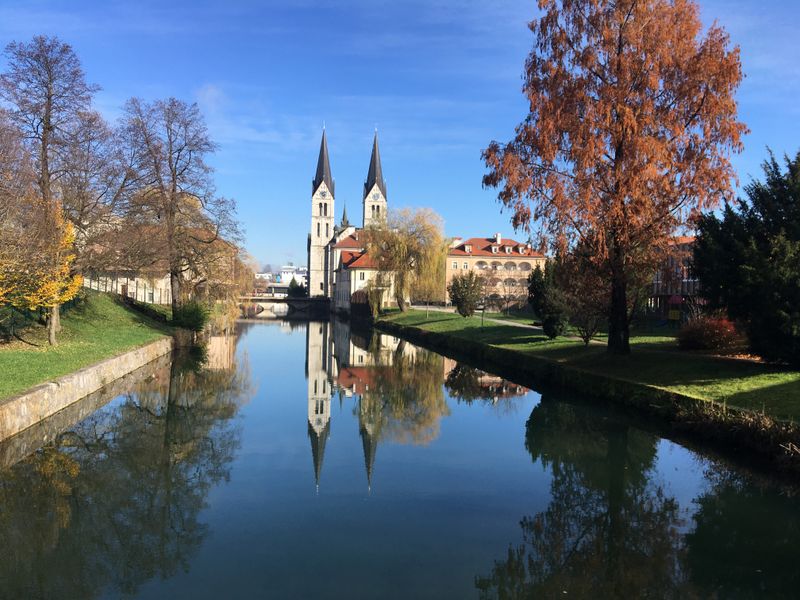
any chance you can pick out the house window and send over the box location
[491,246,498,253]
[359,272,365,281]
[463,262,468,270]
[505,246,512,254]
[452,261,458,269]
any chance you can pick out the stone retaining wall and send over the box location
[0,337,174,441]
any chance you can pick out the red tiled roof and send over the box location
[671,236,695,245]
[340,250,377,269]
[333,230,364,249]
[448,237,545,258]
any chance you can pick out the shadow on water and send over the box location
[474,393,800,599]
[0,333,252,600]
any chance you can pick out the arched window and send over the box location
[504,278,517,287]
[519,262,532,272]
[504,262,517,271]
[317,222,320,237]
[491,261,502,270]
[319,202,323,215]
[323,203,328,216]
[325,223,329,237]
[475,261,488,270]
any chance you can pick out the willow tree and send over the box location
[483,0,746,354]
[363,208,444,312]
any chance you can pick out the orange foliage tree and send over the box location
[483,0,747,354]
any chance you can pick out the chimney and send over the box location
[495,233,502,243]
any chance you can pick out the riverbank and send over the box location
[0,292,173,400]
[376,310,800,471]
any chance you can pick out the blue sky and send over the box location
[1,0,798,269]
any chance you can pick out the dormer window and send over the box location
[505,246,512,254]
[491,246,498,254]
[465,244,472,253]
[518,245,526,253]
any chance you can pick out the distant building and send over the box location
[650,236,699,319]
[446,234,546,307]
[277,264,307,288]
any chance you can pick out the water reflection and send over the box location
[475,394,800,599]
[305,321,455,490]
[0,337,251,599]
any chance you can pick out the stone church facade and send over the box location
[307,129,389,311]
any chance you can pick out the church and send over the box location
[307,129,393,312]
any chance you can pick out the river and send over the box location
[0,319,798,599]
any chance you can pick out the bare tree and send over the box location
[119,97,241,313]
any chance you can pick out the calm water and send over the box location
[1,320,799,599]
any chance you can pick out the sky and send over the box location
[0,0,798,269]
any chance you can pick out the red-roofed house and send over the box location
[446,233,546,307]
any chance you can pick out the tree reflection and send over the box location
[353,339,450,447]
[0,347,250,599]
[685,468,800,598]
[476,397,690,599]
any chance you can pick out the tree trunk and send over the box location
[170,270,182,315]
[52,303,61,333]
[48,305,59,346]
[607,262,630,355]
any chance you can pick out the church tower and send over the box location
[308,129,335,297]
[306,322,332,491]
[362,131,387,228]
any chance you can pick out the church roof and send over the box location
[333,231,364,249]
[341,250,377,270]
[312,129,334,196]
[363,131,387,199]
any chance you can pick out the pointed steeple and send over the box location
[312,129,334,196]
[360,422,378,492]
[308,420,330,491]
[363,131,387,199]
[340,203,350,228]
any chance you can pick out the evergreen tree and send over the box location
[694,151,800,364]
[448,271,484,318]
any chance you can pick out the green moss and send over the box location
[0,292,172,400]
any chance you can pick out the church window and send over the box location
[324,203,328,216]
[376,205,380,216]
[326,223,329,237]
[317,223,320,237]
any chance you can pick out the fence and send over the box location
[83,273,172,306]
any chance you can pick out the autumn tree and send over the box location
[483,0,746,354]
[0,35,100,335]
[363,208,444,312]
[119,97,241,315]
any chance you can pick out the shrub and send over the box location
[172,300,209,332]
[677,317,744,352]
[542,312,568,339]
[448,271,484,318]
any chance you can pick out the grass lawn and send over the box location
[0,292,172,400]
[382,309,800,421]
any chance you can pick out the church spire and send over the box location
[308,421,330,492]
[363,130,387,199]
[313,129,334,196]
[360,423,378,492]
[340,203,350,228]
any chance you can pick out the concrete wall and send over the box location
[0,337,174,441]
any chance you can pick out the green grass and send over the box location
[382,309,800,420]
[0,292,172,400]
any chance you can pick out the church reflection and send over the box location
[303,320,530,492]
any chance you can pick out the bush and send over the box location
[448,271,484,318]
[542,312,568,339]
[172,301,209,332]
[677,317,744,352]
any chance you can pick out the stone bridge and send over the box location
[239,296,330,319]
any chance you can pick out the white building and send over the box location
[307,129,390,312]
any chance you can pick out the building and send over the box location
[307,129,390,311]
[446,234,546,307]
[650,236,699,319]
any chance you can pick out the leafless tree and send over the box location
[119,97,241,313]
